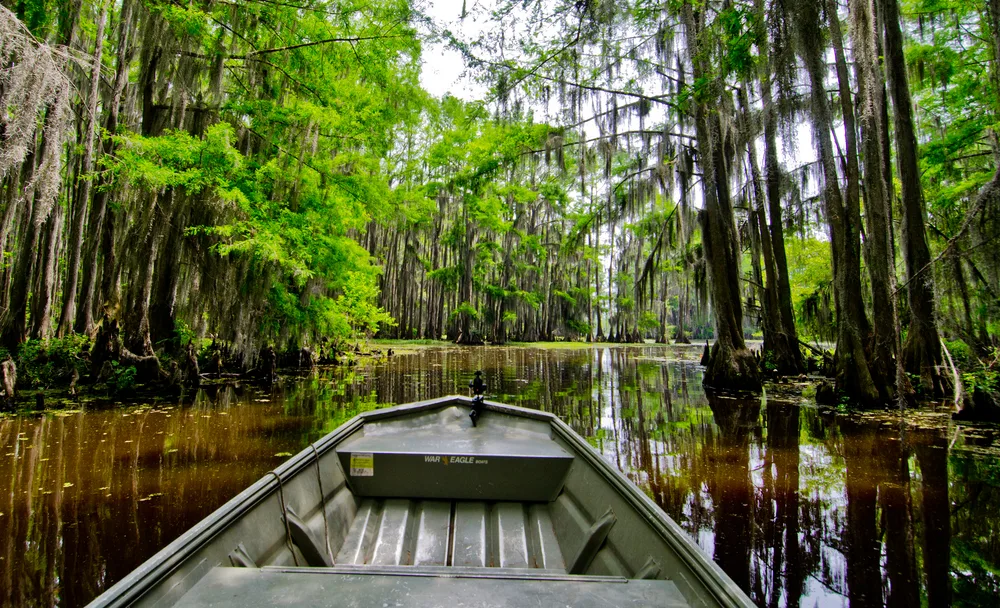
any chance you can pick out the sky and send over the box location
[418,2,488,100]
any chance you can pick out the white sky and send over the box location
[418,2,488,100]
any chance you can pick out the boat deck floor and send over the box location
[335,498,565,571]
[174,567,691,608]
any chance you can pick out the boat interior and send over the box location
[111,399,745,608]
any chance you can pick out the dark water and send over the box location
[1,344,998,607]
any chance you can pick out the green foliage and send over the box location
[427,266,461,289]
[951,538,1000,606]
[959,347,1000,394]
[638,311,660,332]
[332,272,397,337]
[944,339,974,369]
[566,319,591,336]
[173,320,197,349]
[798,281,835,344]
[715,5,758,78]
[107,361,138,394]
[15,336,90,389]
[553,290,576,306]
[761,350,777,372]
[785,237,835,341]
[450,302,481,322]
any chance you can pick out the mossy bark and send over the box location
[793,0,882,405]
[881,0,949,398]
[683,5,761,392]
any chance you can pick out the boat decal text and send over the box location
[425,455,489,465]
[350,452,374,476]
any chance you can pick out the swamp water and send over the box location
[0,344,998,607]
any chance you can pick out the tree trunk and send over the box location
[989,0,1000,116]
[57,0,107,337]
[149,198,187,348]
[880,0,948,397]
[793,0,881,404]
[675,173,691,344]
[124,230,160,357]
[0,172,23,311]
[741,85,799,374]
[2,201,40,349]
[456,200,476,343]
[850,0,902,400]
[29,207,63,340]
[2,119,59,349]
[76,0,134,335]
[684,5,761,391]
[757,9,802,374]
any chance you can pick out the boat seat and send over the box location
[335,406,574,501]
[335,498,565,571]
[174,567,692,607]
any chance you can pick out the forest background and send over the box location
[1,0,999,407]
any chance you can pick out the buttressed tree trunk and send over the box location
[760,74,803,375]
[683,4,761,392]
[880,0,948,397]
[58,0,107,337]
[741,82,802,375]
[77,0,134,335]
[792,0,882,404]
[828,0,900,401]
[850,0,910,402]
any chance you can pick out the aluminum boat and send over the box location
[88,395,754,608]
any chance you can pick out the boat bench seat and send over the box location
[174,567,692,607]
[335,498,565,571]
[335,407,574,502]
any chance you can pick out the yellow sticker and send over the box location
[350,452,374,477]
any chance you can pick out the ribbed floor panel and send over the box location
[335,499,565,571]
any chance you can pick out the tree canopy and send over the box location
[1,0,999,402]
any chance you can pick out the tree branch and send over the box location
[894,165,1000,296]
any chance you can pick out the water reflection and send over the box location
[0,344,998,607]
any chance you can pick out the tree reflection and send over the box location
[914,428,950,607]
[706,392,761,594]
[839,417,884,606]
[0,389,310,606]
[878,427,919,607]
[761,399,803,608]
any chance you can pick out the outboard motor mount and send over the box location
[469,370,486,427]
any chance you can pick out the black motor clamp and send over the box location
[468,370,487,427]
